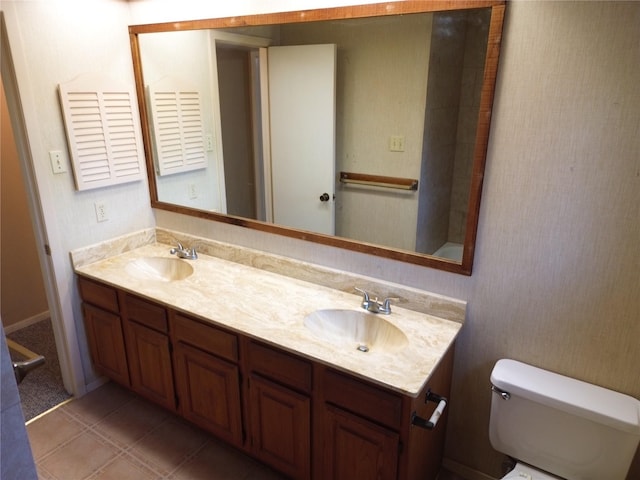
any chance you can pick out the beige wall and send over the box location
[0,80,48,328]
[447,1,640,476]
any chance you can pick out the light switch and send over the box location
[49,150,67,174]
[389,135,405,152]
[205,134,214,152]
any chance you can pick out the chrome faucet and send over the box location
[355,287,397,314]
[170,242,198,260]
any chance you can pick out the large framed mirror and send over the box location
[129,0,505,275]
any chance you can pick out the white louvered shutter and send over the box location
[147,78,206,176]
[58,74,145,191]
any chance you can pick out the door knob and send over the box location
[319,193,330,202]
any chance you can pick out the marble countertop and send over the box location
[74,242,462,397]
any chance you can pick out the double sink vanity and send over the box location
[72,228,464,480]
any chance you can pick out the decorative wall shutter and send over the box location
[147,77,206,176]
[58,74,145,191]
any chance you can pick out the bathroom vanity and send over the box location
[73,232,463,480]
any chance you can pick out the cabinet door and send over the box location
[82,303,129,386]
[323,405,399,480]
[173,342,243,446]
[249,375,310,479]
[124,320,176,410]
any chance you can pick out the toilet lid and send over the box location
[502,463,560,480]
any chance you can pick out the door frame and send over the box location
[209,31,272,219]
[1,15,83,396]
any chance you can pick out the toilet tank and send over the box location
[489,359,640,480]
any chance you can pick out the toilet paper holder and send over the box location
[410,389,448,430]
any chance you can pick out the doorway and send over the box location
[216,44,264,221]
[0,15,79,418]
[1,77,71,420]
[214,40,337,234]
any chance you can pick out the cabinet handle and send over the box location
[410,390,447,430]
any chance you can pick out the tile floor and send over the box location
[26,382,284,480]
[26,381,463,480]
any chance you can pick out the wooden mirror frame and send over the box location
[129,0,505,275]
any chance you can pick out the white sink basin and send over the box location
[125,257,194,282]
[303,309,408,353]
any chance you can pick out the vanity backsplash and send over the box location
[71,227,466,323]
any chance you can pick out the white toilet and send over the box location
[489,359,640,480]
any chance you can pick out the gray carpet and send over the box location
[7,319,71,421]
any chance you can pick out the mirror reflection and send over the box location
[132,3,503,274]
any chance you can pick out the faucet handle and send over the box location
[379,296,399,314]
[355,287,375,311]
[354,287,370,302]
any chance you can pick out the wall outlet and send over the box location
[188,184,198,199]
[49,150,67,174]
[94,202,109,222]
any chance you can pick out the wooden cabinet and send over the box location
[78,277,129,386]
[77,275,454,480]
[323,369,403,430]
[248,375,310,479]
[78,276,119,313]
[321,369,402,479]
[123,318,175,410]
[81,302,129,386]
[171,313,243,446]
[121,293,176,411]
[323,404,399,480]
[318,353,455,480]
[246,340,312,479]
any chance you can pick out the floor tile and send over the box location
[88,454,160,480]
[27,383,287,480]
[38,430,119,479]
[170,439,258,480]
[34,463,56,480]
[26,409,84,460]
[27,381,453,480]
[93,397,168,448]
[129,416,208,475]
[63,382,134,427]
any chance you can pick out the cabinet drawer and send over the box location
[172,313,238,362]
[123,293,168,333]
[323,369,402,430]
[78,276,119,313]
[247,341,312,394]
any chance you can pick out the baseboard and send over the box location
[85,376,109,395]
[2,311,50,334]
[443,458,497,480]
